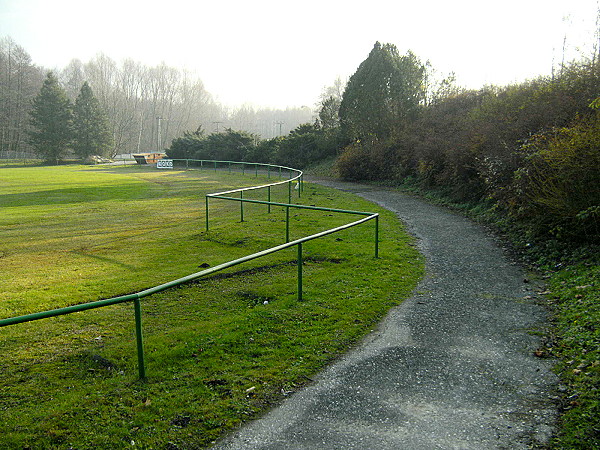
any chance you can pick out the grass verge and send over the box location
[0,164,423,448]
[547,261,599,448]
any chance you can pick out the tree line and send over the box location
[28,73,112,163]
[0,37,312,158]
[332,42,599,246]
[169,41,598,248]
[0,37,44,156]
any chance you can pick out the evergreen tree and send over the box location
[318,96,341,130]
[73,81,113,158]
[339,42,426,142]
[28,72,73,163]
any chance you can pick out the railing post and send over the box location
[133,296,146,379]
[240,190,244,222]
[242,163,245,175]
[375,215,379,258]
[297,243,303,301]
[288,181,292,205]
[205,196,209,231]
[286,206,290,243]
[267,186,271,214]
[255,163,258,177]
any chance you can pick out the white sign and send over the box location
[157,159,173,169]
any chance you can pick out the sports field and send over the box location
[0,164,423,448]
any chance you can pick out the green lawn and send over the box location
[0,164,423,448]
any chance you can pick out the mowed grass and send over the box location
[0,164,423,449]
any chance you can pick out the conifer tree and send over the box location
[73,81,113,159]
[28,72,73,163]
[339,42,426,142]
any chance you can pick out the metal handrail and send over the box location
[0,160,379,379]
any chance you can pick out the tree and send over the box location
[28,72,73,163]
[72,81,113,159]
[0,37,44,154]
[318,96,341,130]
[339,42,426,141]
[168,128,257,162]
[167,127,205,159]
[317,77,345,130]
[274,123,320,168]
[204,128,257,161]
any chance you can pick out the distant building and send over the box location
[132,153,166,164]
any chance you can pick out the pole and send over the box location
[297,243,303,301]
[375,215,379,258]
[205,197,209,231]
[286,206,290,243]
[156,117,162,152]
[275,121,284,136]
[133,297,146,379]
[268,186,271,214]
[240,191,244,222]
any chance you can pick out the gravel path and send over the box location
[214,180,558,449]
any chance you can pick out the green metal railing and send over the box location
[0,159,379,379]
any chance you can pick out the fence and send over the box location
[0,160,379,379]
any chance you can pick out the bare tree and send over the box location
[0,37,44,155]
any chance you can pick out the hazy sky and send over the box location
[1,0,598,109]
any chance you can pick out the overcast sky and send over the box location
[1,0,598,109]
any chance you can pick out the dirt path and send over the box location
[214,180,558,449]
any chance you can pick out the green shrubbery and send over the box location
[167,123,340,170]
[511,111,600,243]
[336,59,600,248]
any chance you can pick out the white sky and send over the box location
[1,0,598,109]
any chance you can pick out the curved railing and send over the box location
[0,159,379,379]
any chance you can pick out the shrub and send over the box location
[509,108,600,242]
[337,139,397,181]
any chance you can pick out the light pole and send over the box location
[212,121,223,133]
[275,121,284,136]
[156,117,163,152]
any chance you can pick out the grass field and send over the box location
[0,164,423,448]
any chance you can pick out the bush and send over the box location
[167,132,204,159]
[337,139,397,181]
[509,109,600,242]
